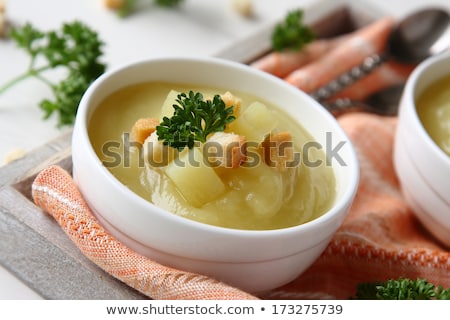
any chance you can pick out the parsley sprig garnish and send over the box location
[117,0,138,17]
[271,9,315,52]
[354,278,450,300]
[0,21,106,126]
[117,0,184,17]
[155,0,184,7]
[156,91,235,151]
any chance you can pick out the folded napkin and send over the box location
[31,165,257,300]
[31,112,450,300]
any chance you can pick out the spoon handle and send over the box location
[311,53,387,102]
[321,98,374,116]
[321,83,404,116]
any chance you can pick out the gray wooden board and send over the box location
[0,131,146,299]
[0,1,384,299]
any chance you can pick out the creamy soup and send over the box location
[416,75,450,156]
[89,82,336,230]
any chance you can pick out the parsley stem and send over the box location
[0,65,54,95]
[0,73,31,95]
[32,72,55,88]
[0,21,106,126]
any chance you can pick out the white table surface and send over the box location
[0,0,448,300]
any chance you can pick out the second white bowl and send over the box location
[394,52,450,247]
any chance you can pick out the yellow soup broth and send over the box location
[416,75,450,156]
[89,82,336,230]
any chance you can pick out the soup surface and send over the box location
[416,75,450,156]
[89,82,336,230]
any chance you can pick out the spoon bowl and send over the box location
[388,8,450,63]
[312,8,450,101]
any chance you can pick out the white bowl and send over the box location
[72,56,359,293]
[394,52,450,247]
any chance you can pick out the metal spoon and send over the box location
[321,84,404,116]
[311,8,450,102]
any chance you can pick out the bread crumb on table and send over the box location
[102,0,124,10]
[3,148,27,165]
[0,0,6,38]
[230,0,253,18]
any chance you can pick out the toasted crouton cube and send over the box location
[260,131,296,172]
[221,91,241,116]
[130,117,160,144]
[142,131,178,167]
[205,132,246,169]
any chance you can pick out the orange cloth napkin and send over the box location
[31,112,450,300]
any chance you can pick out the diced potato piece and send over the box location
[130,117,160,144]
[228,101,278,142]
[226,165,283,217]
[165,147,226,207]
[160,90,180,120]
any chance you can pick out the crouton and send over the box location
[102,0,124,10]
[260,131,296,172]
[205,131,246,169]
[230,0,253,18]
[142,131,178,167]
[221,91,241,117]
[3,148,26,165]
[130,117,160,144]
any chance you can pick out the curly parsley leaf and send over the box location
[0,21,106,127]
[117,0,138,17]
[116,0,184,17]
[156,91,235,151]
[354,278,450,300]
[154,0,184,7]
[271,9,315,52]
